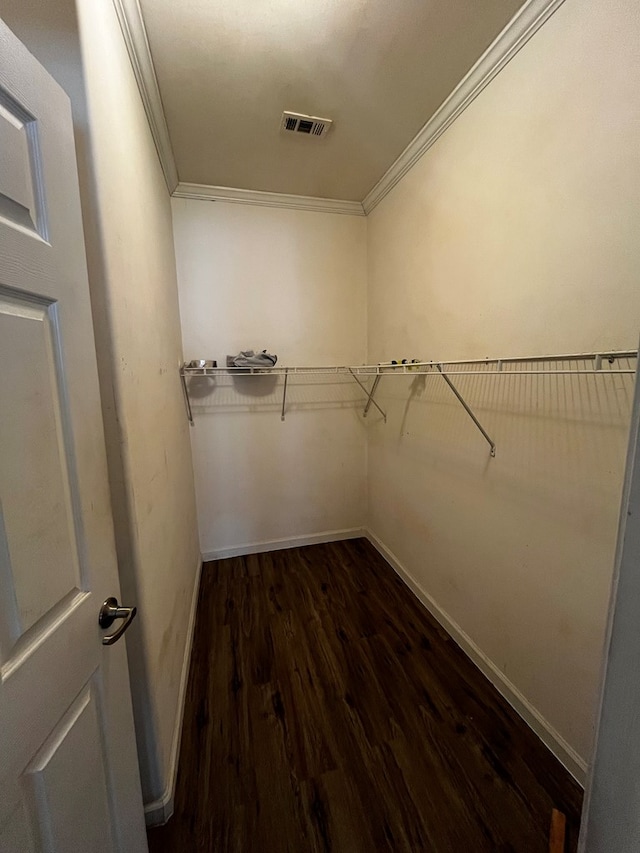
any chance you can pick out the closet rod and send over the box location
[425,349,638,366]
[180,349,637,379]
[405,369,634,376]
[179,350,637,436]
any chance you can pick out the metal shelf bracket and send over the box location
[281,369,289,422]
[436,364,496,457]
[349,369,386,422]
[179,366,194,426]
[364,375,382,417]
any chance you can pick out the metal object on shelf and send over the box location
[181,359,218,425]
[187,359,217,370]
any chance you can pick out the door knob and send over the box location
[98,597,137,645]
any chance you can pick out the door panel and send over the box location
[0,803,34,853]
[22,682,113,853]
[0,86,46,239]
[0,291,82,643]
[0,17,146,853]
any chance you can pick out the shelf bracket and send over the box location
[364,374,382,417]
[349,369,386,422]
[436,364,496,457]
[179,366,194,426]
[281,369,289,422]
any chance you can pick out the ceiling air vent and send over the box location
[281,111,332,138]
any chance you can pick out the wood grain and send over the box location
[550,808,567,853]
[147,538,582,852]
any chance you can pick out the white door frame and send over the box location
[579,338,640,851]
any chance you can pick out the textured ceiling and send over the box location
[139,0,525,200]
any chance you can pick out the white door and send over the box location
[0,18,147,853]
[578,345,640,853]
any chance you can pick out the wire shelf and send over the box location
[181,349,637,379]
[179,349,638,457]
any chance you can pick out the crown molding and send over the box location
[172,182,366,216]
[362,0,568,214]
[111,0,179,193]
[113,0,566,214]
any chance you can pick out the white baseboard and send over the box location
[365,529,587,785]
[202,527,366,561]
[144,554,203,825]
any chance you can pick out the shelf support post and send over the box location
[364,374,382,417]
[436,364,496,457]
[349,369,386,422]
[179,366,194,426]
[281,369,289,422]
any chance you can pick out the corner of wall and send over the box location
[144,554,203,825]
[364,528,587,784]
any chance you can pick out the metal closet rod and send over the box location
[179,349,638,455]
[181,349,638,378]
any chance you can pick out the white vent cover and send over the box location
[281,111,332,138]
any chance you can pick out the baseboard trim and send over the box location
[144,553,203,825]
[203,527,366,561]
[365,529,587,785]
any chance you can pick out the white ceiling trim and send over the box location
[362,0,568,214]
[111,0,179,192]
[173,183,366,216]
[115,0,566,213]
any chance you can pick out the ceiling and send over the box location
[138,0,526,201]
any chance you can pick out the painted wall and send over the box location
[171,199,367,556]
[366,0,640,777]
[0,0,201,816]
[74,0,201,815]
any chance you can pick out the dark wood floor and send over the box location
[147,538,582,853]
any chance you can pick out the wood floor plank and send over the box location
[147,538,582,852]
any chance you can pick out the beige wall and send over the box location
[366,0,640,777]
[1,0,201,816]
[75,0,201,814]
[171,199,367,556]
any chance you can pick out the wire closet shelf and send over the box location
[179,349,638,457]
